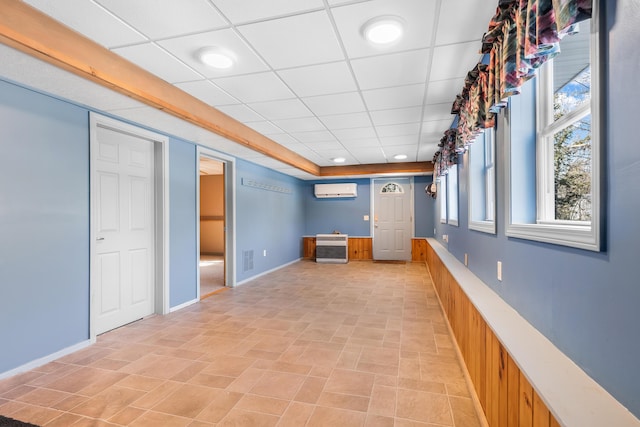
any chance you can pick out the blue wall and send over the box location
[0,81,90,372]
[304,178,371,236]
[435,1,640,417]
[235,159,306,283]
[169,139,198,307]
[304,177,436,239]
[414,175,436,238]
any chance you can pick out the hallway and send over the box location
[0,261,481,426]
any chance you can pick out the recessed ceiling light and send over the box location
[332,157,346,164]
[362,16,405,45]
[394,154,408,160]
[197,47,235,69]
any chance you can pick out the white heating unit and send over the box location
[315,234,348,263]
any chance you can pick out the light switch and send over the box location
[364,215,369,221]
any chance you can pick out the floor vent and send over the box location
[315,234,348,263]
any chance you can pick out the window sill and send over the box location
[505,222,600,251]
[448,219,459,227]
[469,220,496,235]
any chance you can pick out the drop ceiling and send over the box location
[0,0,498,179]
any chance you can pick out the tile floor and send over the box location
[200,255,225,299]
[0,261,483,426]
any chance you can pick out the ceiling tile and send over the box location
[245,121,284,135]
[319,112,373,130]
[370,106,422,126]
[430,41,482,81]
[248,99,313,120]
[351,49,430,90]
[304,140,346,151]
[376,122,421,137]
[425,79,464,105]
[349,148,387,164]
[436,0,497,45]
[289,131,337,143]
[331,0,437,58]
[379,135,419,146]
[303,92,366,116]
[421,119,454,134]
[157,29,268,78]
[423,103,455,122]
[113,43,202,83]
[332,127,377,141]
[213,72,294,103]
[271,117,326,133]
[25,0,146,48]
[175,80,239,106]
[277,62,357,97]
[213,0,324,23]
[96,0,227,39]
[382,145,419,159]
[215,104,264,122]
[238,11,344,69]
[269,134,301,147]
[342,137,382,148]
[362,84,425,111]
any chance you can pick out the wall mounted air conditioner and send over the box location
[316,234,348,263]
[314,183,357,198]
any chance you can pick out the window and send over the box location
[468,127,496,234]
[439,175,447,224]
[506,11,601,251]
[447,164,459,226]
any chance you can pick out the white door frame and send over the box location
[196,146,236,295]
[89,113,170,340]
[370,177,415,260]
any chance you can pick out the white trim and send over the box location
[0,339,94,380]
[89,113,170,339]
[169,298,198,313]
[505,5,601,252]
[447,165,459,226]
[427,238,640,427]
[468,128,497,234]
[196,146,237,289]
[235,258,301,286]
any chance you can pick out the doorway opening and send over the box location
[199,156,226,299]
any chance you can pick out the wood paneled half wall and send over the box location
[422,238,640,427]
[302,236,372,261]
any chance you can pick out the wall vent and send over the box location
[243,250,254,271]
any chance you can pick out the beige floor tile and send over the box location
[0,261,483,427]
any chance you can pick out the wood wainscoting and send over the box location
[424,240,560,427]
[302,236,372,261]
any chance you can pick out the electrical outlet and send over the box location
[443,234,448,243]
[497,261,502,281]
[464,253,468,266]
[364,215,369,221]
[263,249,267,257]
[434,228,436,235]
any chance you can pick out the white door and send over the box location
[92,124,155,334]
[373,178,413,261]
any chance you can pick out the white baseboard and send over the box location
[235,258,302,287]
[169,298,198,313]
[0,338,95,380]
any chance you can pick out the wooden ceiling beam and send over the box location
[319,161,433,177]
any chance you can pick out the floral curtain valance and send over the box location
[433,0,592,177]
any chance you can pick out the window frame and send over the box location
[447,164,459,226]
[505,3,602,252]
[468,126,497,234]
[439,174,447,224]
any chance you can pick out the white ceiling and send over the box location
[1,0,498,179]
